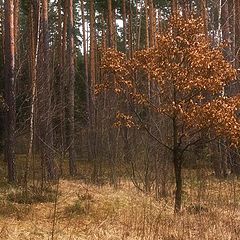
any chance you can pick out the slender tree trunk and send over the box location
[108,0,114,48]
[122,0,127,53]
[60,0,68,158]
[80,0,90,118]
[149,0,155,47]
[228,0,235,65]
[13,1,18,52]
[26,1,41,185]
[90,0,97,181]
[221,0,230,59]
[173,152,183,212]
[55,0,63,157]
[13,0,19,91]
[137,1,143,50]
[67,0,77,175]
[4,0,16,182]
[200,0,208,37]
[235,0,240,68]
[128,0,133,58]
[90,0,96,116]
[38,0,55,180]
[144,0,149,48]
[172,115,183,213]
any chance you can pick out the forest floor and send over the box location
[0,175,239,240]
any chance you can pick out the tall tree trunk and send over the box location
[26,1,41,185]
[108,0,114,48]
[60,0,68,158]
[200,0,208,37]
[235,0,240,68]
[67,0,77,175]
[38,0,55,180]
[80,0,90,119]
[128,0,133,58]
[137,1,143,50]
[228,0,235,65]
[90,0,97,181]
[122,0,127,53]
[144,0,149,48]
[221,0,230,59]
[13,0,19,91]
[149,0,155,47]
[4,0,16,182]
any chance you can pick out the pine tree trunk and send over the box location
[90,0,97,181]
[128,0,133,58]
[80,0,90,118]
[235,0,240,68]
[228,0,235,64]
[67,0,77,175]
[122,0,127,53]
[221,0,230,59]
[144,0,149,48]
[4,0,16,182]
[26,1,40,185]
[149,0,155,47]
[108,0,114,48]
[200,0,208,36]
[38,0,55,180]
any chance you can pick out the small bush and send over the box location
[65,200,87,216]
[65,192,94,217]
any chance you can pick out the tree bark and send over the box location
[80,0,90,118]
[67,0,77,175]
[4,0,16,182]
[108,0,114,48]
[200,0,208,37]
[90,0,97,181]
[173,150,183,213]
[235,0,240,68]
[37,0,55,180]
[26,1,40,185]
[221,0,230,59]
[122,0,127,53]
[172,116,183,213]
[144,0,149,48]
[149,0,155,47]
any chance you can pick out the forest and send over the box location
[0,0,240,239]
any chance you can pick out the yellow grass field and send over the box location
[0,176,239,240]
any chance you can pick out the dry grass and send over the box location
[0,176,239,240]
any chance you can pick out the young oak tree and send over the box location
[98,15,240,212]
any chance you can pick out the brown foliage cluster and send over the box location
[98,16,240,144]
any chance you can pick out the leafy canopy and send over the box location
[98,15,240,145]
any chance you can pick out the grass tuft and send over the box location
[7,186,57,204]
